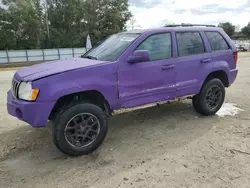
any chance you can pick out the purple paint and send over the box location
[7,26,238,127]
[127,50,150,64]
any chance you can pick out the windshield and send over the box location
[82,33,140,61]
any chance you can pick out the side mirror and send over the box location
[127,50,150,64]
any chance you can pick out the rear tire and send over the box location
[192,78,225,116]
[52,102,108,156]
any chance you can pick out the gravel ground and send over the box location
[0,54,250,188]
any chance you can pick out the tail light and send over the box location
[233,51,238,63]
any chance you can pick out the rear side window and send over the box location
[176,32,205,57]
[136,33,172,61]
[205,31,230,51]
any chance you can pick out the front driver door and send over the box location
[118,32,176,108]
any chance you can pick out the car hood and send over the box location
[15,58,108,81]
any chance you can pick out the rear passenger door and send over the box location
[174,31,211,97]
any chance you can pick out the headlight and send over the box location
[18,82,40,101]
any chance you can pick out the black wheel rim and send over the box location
[205,86,222,110]
[64,113,100,148]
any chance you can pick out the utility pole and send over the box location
[128,16,141,31]
[131,17,136,30]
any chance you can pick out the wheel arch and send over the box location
[199,70,229,93]
[49,90,113,120]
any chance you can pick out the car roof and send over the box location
[123,26,222,35]
[121,29,147,34]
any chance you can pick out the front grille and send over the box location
[11,79,20,98]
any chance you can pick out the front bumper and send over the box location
[7,90,55,127]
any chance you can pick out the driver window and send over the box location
[136,33,172,61]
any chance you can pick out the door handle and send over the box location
[200,58,211,63]
[161,64,174,70]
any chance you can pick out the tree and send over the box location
[218,22,235,37]
[0,7,16,49]
[241,22,250,39]
[82,0,132,45]
[0,0,132,50]
[1,0,46,49]
[45,0,85,48]
[0,0,44,49]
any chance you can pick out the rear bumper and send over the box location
[7,90,55,127]
[229,69,238,86]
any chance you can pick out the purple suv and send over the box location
[7,24,238,156]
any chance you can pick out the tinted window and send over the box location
[176,32,205,57]
[136,33,172,61]
[205,32,230,51]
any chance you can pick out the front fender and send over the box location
[33,64,119,109]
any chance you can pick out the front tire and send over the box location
[192,78,225,116]
[53,103,108,156]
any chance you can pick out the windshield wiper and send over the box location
[81,55,98,60]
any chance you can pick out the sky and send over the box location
[128,0,250,30]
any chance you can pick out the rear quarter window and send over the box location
[205,31,230,51]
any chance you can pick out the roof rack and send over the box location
[165,24,216,27]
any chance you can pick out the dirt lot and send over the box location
[0,54,250,188]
